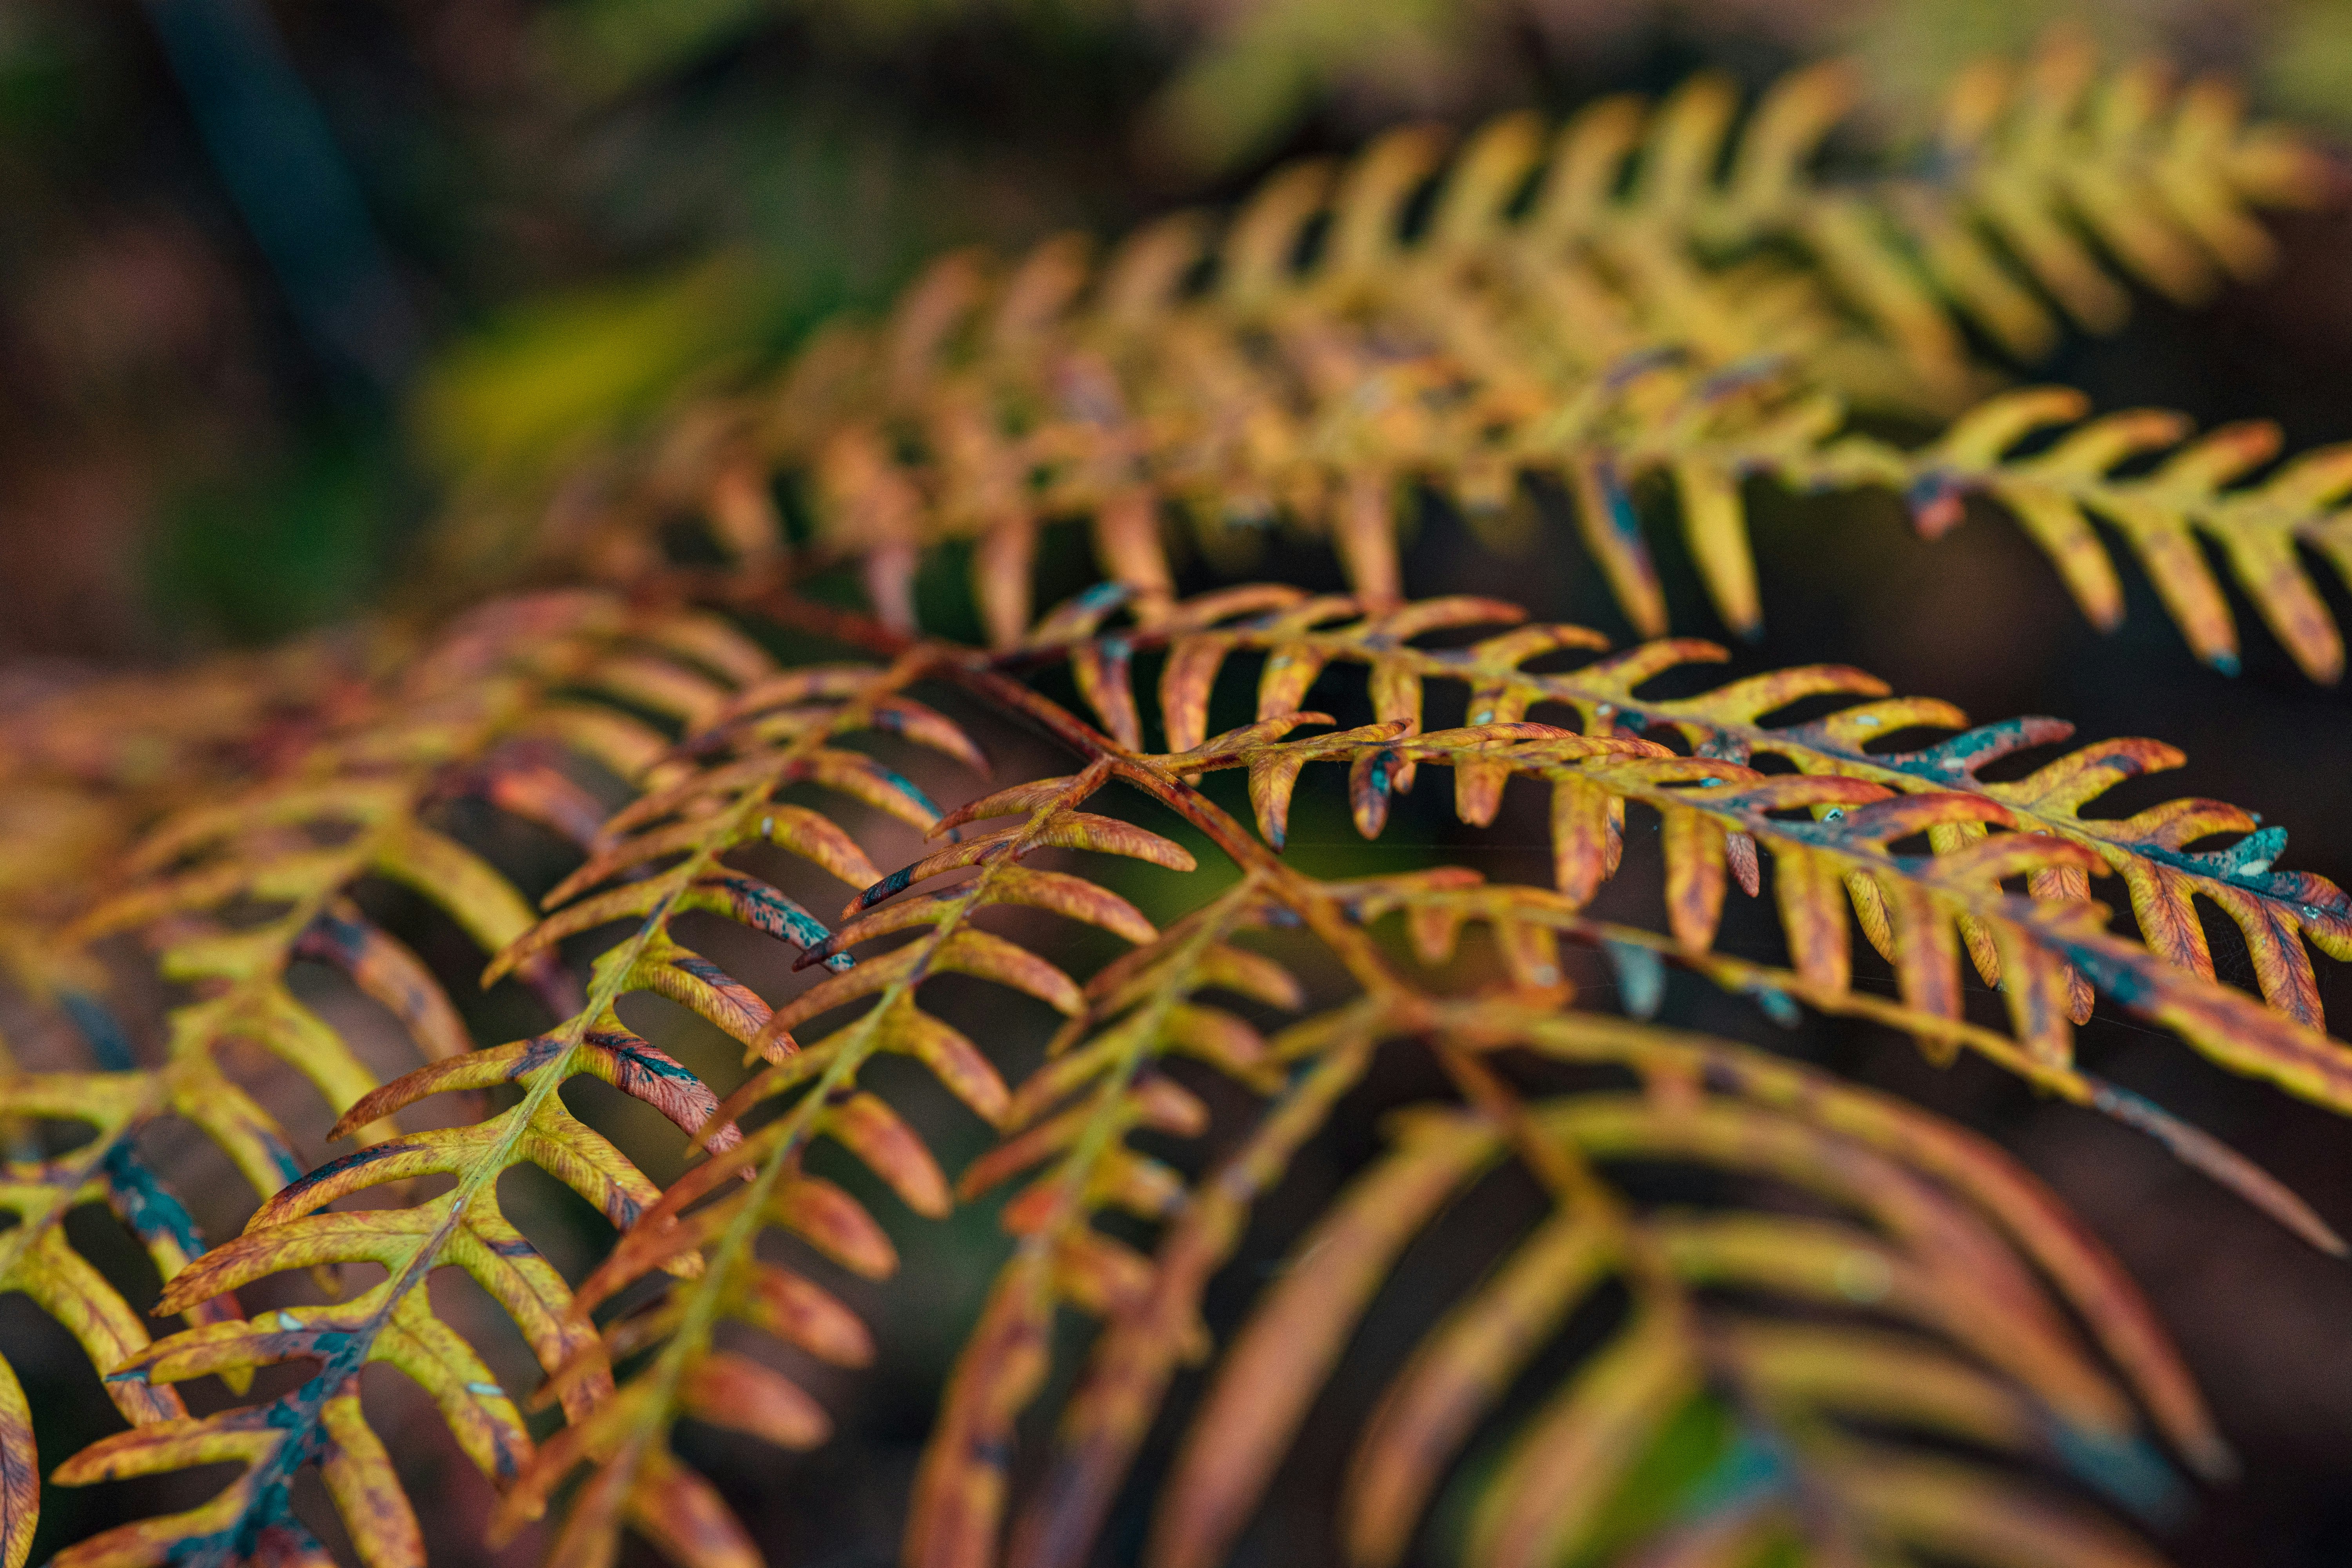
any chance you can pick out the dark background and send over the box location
[4,2,2350,1565]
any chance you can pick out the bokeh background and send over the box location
[4,1,2352,1565]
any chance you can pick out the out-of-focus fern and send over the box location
[476,35,2352,682]
[1153,1068,2199,1568]
[0,638,372,1040]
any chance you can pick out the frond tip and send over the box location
[1840,387,2352,682]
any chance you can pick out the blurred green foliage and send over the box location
[153,421,405,642]
[411,254,768,481]
[2269,0,2352,132]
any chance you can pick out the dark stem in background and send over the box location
[140,0,421,392]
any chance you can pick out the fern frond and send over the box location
[0,635,372,1057]
[913,893,2229,1568]
[0,646,379,1567]
[67,591,757,1125]
[626,584,2335,1568]
[906,871,1310,1567]
[0,637,449,1568]
[8,31,2347,1568]
[940,973,2226,1568]
[1320,881,2342,1253]
[43,577,2330,1567]
[1221,715,2352,1105]
[979,832,2210,1567]
[735,212,1864,639]
[495,735,1198,1567]
[997,1004,1381,1568]
[1813,388,2352,681]
[32,593,795,1568]
[0,1066,290,1568]
[466,37,2346,684]
[1027,585,2351,1039]
[0,635,368,817]
[1149,1034,2212,1568]
[854,570,2350,1156]
[1755,34,2323,367]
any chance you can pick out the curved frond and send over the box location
[601,584,2338,1568]
[465,38,2343,682]
[1816,388,2352,682]
[0,596,735,1565]
[904,870,1308,1568]
[1027,586,2352,1049]
[33,594,809,1568]
[0,1065,287,1568]
[0,643,368,1568]
[32,575,2341,1568]
[11,30,2351,1568]
[1151,1055,2208,1568]
[496,738,1197,1568]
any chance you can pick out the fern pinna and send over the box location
[7,29,2352,1568]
